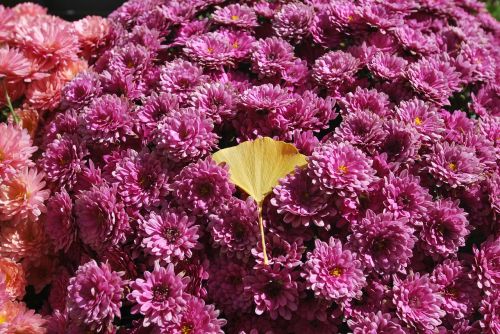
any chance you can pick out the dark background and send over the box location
[3,0,126,20]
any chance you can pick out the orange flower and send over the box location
[0,258,26,300]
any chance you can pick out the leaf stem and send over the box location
[257,203,269,265]
[2,81,20,124]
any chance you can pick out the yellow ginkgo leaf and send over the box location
[212,137,308,204]
[212,137,308,264]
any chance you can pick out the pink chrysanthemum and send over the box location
[43,188,76,252]
[0,258,26,300]
[140,211,199,263]
[426,142,483,188]
[273,3,314,43]
[367,52,407,80]
[159,59,206,101]
[61,71,102,110]
[81,94,134,146]
[350,211,416,273]
[212,4,257,29]
[420,199,470,257]
[67,260,125,332]
[271,167,334,228]
[0,167,49,225]
[208,197,259,256]
[332,110,385,153]
[303,237,365,301]
[313,51,360,88]
[473,236,500,294]
[308,142,378,197]
[162,296,226,333]
[172,158,234,215]
[73,15,110,61]
[347,311,406,334]
[431,259,481,319]
[479,290,500,334]
[392,273,445,331]
[0,219,46,261]
[75,184,129,252]
[128,262,190,328]
[0,123,36,179]
[406,57,462,106]
[342,87,391,118]
[251,37,295,78]
[0,300,46,333]
[189,82,237,124]
[137,92,180,142]
[184,31,235,68]
[112,151,169,211]
[153,109,218,163]
[0,46,31,83]
[244,264,300,320]
[394,98,444,143]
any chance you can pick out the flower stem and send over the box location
[257,202,269,265]
[2,81,20,125]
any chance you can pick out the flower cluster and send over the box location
[0,0,498,333]
[0,2,109,133]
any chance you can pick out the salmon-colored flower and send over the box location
[0,219,46,262]
[74,16,110,61]
[0,258,26,300]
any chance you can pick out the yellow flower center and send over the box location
[338,165,348,174]
[181,324,193,334]
[414,117,422,126]
[231,15,239,21]
[329,267,343,277]
[9,181,28,201]
[207,47,214,53]
[0,149,4,161]
[448,162,457,171]
[232,42,239,49]
[0,314,6,324]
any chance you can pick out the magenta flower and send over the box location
[308,142,378,197]
[273,3,314,43]
[313,51,360,88]
[342,87,392,118]
[392,273,445,331]
[479,290,500,334]
[189,82,237,124]
[212,4,257,29]
[173,158,234,215]
[43,188,76,252]
[75,184,129,252]
[347,311,406,334]
[184,32,235,68]
[61,71,102,110]
[303,237,365,301]
[208,197,258,256]
[271,167,334,228]
[244,264,300,320]
[67,260,125,332]
[406,57,462,106]
[159,59,205,101]
[368,52,407,80]
[473,236,500,294]
[0,123,37,178]
[137,92,180,142]
[332,110,385,153]
[163,296,226,334]
[394,98,444,143]
[140,210,199,263]
[251,37,295,77]
[420,199,470,257]
[128,263,189,328]
[350,211,416,273]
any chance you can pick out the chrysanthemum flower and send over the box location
[207,257,253,314]
[159,59,205,101]
[212,4,258,29]
[0,46,31,83]
[189,82,237,125]
[40,134,88,190]
[0,300,46,333]
[185,31,236,69]
[0,258,26,300]
[0,123,37,179]
[342,87,392,118]
[137,92,180,142]
[0,167,49,225]
[313,51,360,88]
[140,211,199,263]
[479,290,500,334]
[273,3,314,43]
[406,57,462,106]
[67,260,125,332]
[332,110,385,153]
[394,98,444,143]
[208,197,258,256]
[244,264,300,320]
[367,52,407,81]
[162,296,226,333]
[43,188,76,252]
[431,259,481,319]
[60,71,102,110]
[81,94,134,146]
[128,262,190,328]
[251,37,296,78]
[172,158,234,215]
[392,273,445,331]
[0,219,46,261]
[252,232,304,268]
[73,15,110,61]
[308,142,378,197]
[75,184,129,252]
[303,237,365,301]
[153,108,218,163]
[350,211,416,273]
[421,199,470,257]
[426,142,483,188]
[347,311,406,334]
[112,151,169,210]
[473,236,500,294]
[271,167,334,228]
